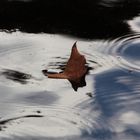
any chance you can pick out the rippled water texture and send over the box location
[0,32,140,140]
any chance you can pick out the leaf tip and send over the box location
[72,41,77,48]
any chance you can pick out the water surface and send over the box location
[0,0,140,140]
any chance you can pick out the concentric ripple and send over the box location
[0,104,100,138]
[104,34,140,72]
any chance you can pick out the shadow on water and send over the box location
[0,0,140,39]
[80,128,140,140]
[14,91,59,105]
[1,69,32,84]
[68,74,87,91]
[71,69,140,140]
[87,69,140,139]
[94,69,140,116]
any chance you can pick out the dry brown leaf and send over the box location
[42,42,88,91]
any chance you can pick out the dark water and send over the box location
[0,0,140,140]
[0,0,140,39]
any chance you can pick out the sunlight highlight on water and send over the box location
[0,32,139,140]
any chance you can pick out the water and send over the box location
[0,0,140,140]
[0,30,139,140]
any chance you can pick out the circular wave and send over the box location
[0,104,99,138]
[104,34,140,72]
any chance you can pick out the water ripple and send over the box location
[0,104,99,138]
[104,34,140,72]
[0,32,140,139]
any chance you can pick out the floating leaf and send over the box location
[42,42,88,91]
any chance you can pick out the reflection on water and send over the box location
[0,0,140,39]
[0,0,140,140]
[0,32,139,140]
[1,69,32,84]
